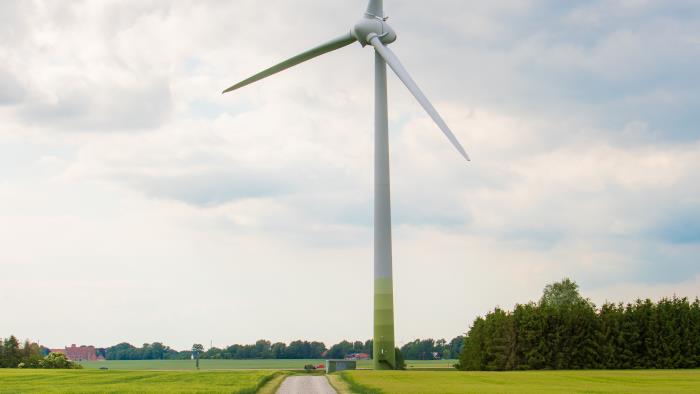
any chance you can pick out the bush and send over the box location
[38,353,83,369]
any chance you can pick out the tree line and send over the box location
[457,278,700,370]
[104,336,464,360]
[400,336,464,360]
[103,342,187,360]
[106,339,370,360]
[187,338,463,361]
[201,340,328,360]
[0,336,80,369]
[1,335,464,363]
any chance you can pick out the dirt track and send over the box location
[275,375,337,394]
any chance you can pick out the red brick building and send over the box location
[50,344,101,361]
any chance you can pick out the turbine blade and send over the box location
[370,37,471,161]
[366,0,384,17]
[222,33,357,94]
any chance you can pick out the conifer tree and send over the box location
[481,308,515,371]
[599,302,623,369]
[458,317,486,370]
[513,303,546,370]
[458,280,699,371]
[691,298,700,367]
[2,336,21,368]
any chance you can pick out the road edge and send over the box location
[256,371,290,394]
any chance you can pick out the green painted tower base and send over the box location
[372,26,396,371]
[373,278,396,369]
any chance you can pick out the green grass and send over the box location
[5,366,699,393]
[340,369,700,393]
[0,369,278,393]
[403,360,458,369]
[79,359,326,370]
[78,359,337,371]
[256,371,292,394]
[78,359,458,370]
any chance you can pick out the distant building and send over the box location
[50,344,102,361]
[326,359,357,373]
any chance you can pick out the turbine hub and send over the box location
[352,16,396,47]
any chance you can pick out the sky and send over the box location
[1,0,699,351]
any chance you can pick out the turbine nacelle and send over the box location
[352,17,396,47]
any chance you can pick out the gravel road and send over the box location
[275,376,337,394]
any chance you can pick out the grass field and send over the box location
[340,369,700,393]
[0,369,278,393]
[78,359,458,370]
[3,367,699,393]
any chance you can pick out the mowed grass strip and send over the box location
[0,369,277,393]
[78,359,458,371]
[341,369,700,393]
[79,359,327,370]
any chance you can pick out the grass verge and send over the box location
[338,371,382,394]
[342,369,700,394]
[0,369,277,393]
[77,359,458,371]
[327,373,357,394]
[255,371,291,394]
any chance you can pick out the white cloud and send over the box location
[1,0,699,349]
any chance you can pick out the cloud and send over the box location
[586,273,700,305]
[0,70,25,105]
[124,169,291,207]
[392,1,700,143]
[0,1,30,42]
[654,209,700,244]
[1,0,699,349]
[20,78,172,132]
[2,0,179,132]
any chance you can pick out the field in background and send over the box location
[341,370,700,393]
[78,359,458,370]
[3,366,699,393]
[404,360,458,369]
[0,369,277,393]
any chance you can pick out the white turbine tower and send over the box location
[223,0,469,370]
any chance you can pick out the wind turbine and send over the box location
[222,0,469,370]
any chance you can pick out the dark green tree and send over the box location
[458,317,486,370]
[363,339,373,356]
[203,347,223,359]
[540,278,588,309]
[19,340,43,368]
[254,340,272,359]
[513,303,546,370]
[598,302,624,369]
[271,342,286,359]
[691,298,700,367]
[481,308,515,370]
[458,279,700,371]
[447,336,464,360]
[327,340,354,359]
[400,339,437,360]
[2,336,21,368]
[309,341,327,359]
[192,344,204,369]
